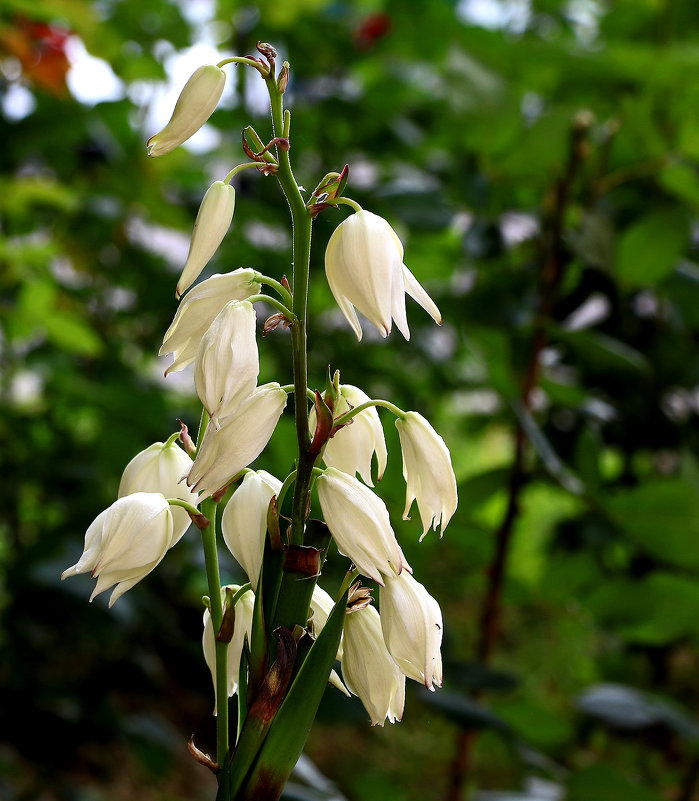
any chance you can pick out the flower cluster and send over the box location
[63,56,459,738]
[61,439,197,606]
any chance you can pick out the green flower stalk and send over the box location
[62,40,458,801]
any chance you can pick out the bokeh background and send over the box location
[3,0,699,799]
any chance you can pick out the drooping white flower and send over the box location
[186,383,287,500]
[380,571,443,691]
[118,439,198,542]
[147,64,226,157]
[324,210,441,341]
[177,181,237,298]
[316,468,410,585]
[194,300,259,428]
[309,384,387,486]
[160,269,261,375]
[221,470,282,591]
[341,604,405,726]
[61,493,176,607]
[395,411,458,538]
[202,585,255,714]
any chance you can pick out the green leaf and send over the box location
[666,262,699,328]
[456,468,511,512]
[553,329,651,374]
[607,481,699,568]
[574,426,602,495]
[495,699,573,749]
[576,683,699,741]
[238,588,348,801]
[218,630,297,801]
[419,689,512,733]
[616,207,690,286]
[586,573,699,645]
[249,539,284,695]
[445,660,519,692]
[44,312,104,356]
[566,764,665,801]
[659,162,699,208]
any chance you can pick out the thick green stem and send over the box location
[266,75,315,548]
[200,496,228,767]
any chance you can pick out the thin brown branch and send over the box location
[445,113,592,801]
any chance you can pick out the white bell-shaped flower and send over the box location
[61,493,176,607]
[202,585,255,714]
[380,571,443,691]
[221,470,282,591]
[194,300,259,428]
[341,604,405,726]
[147,64,226,157]
[177,181,237,298]
[186,383,287,500]
[118,439,198,542]
[160,269,261,374]
[395,411,458,538]
[324,210,441,341]
[316,468,410,585]
[310,384,387,486]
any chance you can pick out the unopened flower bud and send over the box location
[277,62,290,93]
[177,181,236,298]
[147,65,226,157]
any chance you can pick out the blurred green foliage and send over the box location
[2,0,699,799]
